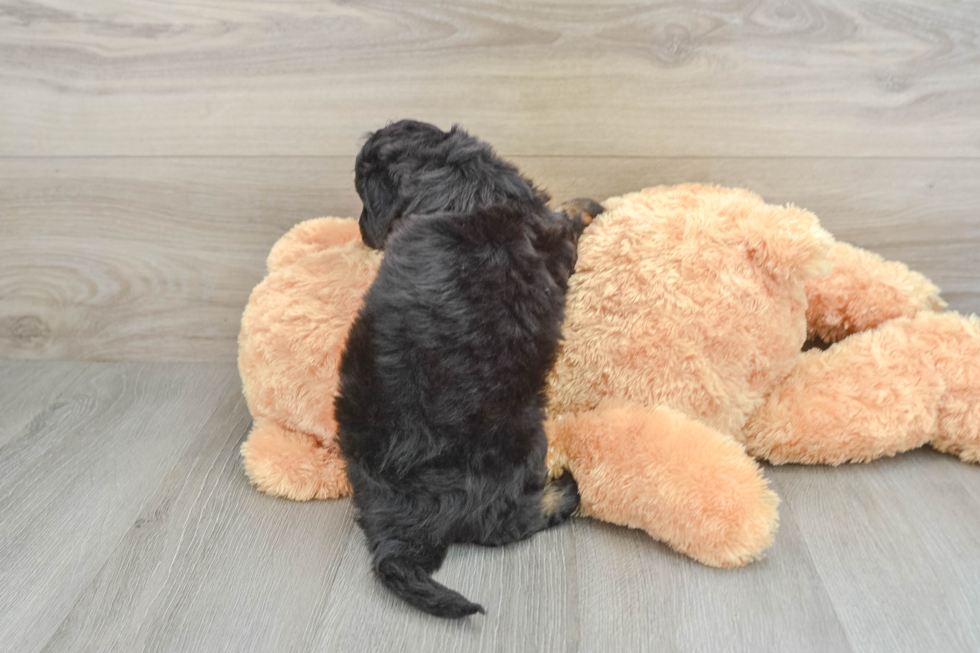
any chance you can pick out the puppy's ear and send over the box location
[358,171,401,249]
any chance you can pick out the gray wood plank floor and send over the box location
[1,360,978,653]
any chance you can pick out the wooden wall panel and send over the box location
[1,0,977,361]
[2,156,977,362]
[1,0,978,157]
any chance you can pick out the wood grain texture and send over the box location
[0,361,240,653]
[2,156,978,362]
[1,361,978,652]
[44,386,356,653]
[310,519,578,652]
[1,0,978,157]
[2,0,978,362]
[0,156,353,362]
[0,359,90,447]
[769,452,980,653]
[568,510,850,652]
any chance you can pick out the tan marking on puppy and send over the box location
[541,482,562,517]
[556,197,605,226]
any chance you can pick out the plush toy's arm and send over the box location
[805,241,946,344]
[546,401,779,568]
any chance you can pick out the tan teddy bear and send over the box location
[238,184,980,568]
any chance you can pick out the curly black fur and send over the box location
[336,121,587,618]
[354,120,550,250]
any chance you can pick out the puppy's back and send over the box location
[353,205,567,435]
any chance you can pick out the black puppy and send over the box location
[354,119,602,250]
[335,121,600,618]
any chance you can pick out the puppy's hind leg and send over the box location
[540,470,580,527]
[466,470,580,548]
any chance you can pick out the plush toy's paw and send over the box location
[240,419,351,500]
[547,402,779,568]
[916,312,980,463]
[556,197,605,236]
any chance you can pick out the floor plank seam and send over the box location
[766,472,858,653]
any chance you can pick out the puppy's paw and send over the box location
[542,470,580,525]
[557,197,605,236]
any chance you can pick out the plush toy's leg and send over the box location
[546,401,779,568]
[240,418,352,500]
[805,241,946,344]
[741,311,980,465]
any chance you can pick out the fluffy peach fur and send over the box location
[238,218,380,499]
[546,402,778,568]
[805,242,947,343]
[742,311,980,464]
[238,184,980,568]
[547,185,834,438]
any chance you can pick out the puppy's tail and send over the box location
[374,548,485,619]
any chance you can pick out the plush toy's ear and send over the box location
[358,171,401,250]
[741,203,835,284]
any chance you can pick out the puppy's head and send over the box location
[355,120,544,249]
